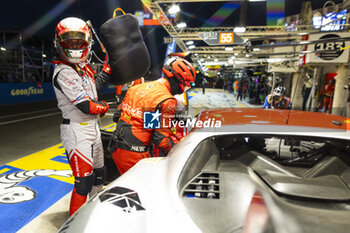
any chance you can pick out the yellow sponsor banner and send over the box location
[205,65,221,70]
[7,144,74,184]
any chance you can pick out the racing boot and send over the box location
[70,188,87,216]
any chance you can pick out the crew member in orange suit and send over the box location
[115,78,144,104]
[109,57,196,174]
[320,78,336,113]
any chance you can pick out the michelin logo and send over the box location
[143,110,161,129]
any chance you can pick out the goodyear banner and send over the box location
[0,82,56,106]
[0,82,115,106]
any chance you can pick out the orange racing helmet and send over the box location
[162,57,196,92]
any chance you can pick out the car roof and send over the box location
[198,108,350,131]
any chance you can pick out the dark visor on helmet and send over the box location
[61,39,87,49]
[59,31,89,41]
[59,31,90,48]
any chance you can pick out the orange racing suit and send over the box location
[320,82,335,112]
[111,78,177,174]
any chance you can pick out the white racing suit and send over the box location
[52,61,109,215]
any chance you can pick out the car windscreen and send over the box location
[217,134,350,167]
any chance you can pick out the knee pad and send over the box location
[75,174,94,196]
[94,166,106,186]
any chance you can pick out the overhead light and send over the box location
[234,27,246,33]
[214,58,219,62]
[186,41,194,45]
[42,54,47,58]
[246,54,250,57]
[207,56,211,59]
[225,47,233,51]
[176,22,187,28]
[0,47,6,51]
[234,53,238,56]
[194,53,198,56]
[200,58,204,62]
[188,45,195,49]
[231,56,236,59]
[253,48,260,52]
[168,5,180,14]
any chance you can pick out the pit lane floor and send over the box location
[0,88,256,233]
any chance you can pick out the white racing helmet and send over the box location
[54,17,93,64]
[274,86,286,96]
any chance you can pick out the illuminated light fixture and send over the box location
[188,45,195,49]
[0,47,6,51]
[42,54,47,58]
[186,41,194,45]
[207,56,211,59]
[246,54,250,57]
[194,53,198,56]
[234,27,246,33]
[253,48,260,52]
[200,58,204,62]
[225,47,233,51]
[214,58,219,62]
[234,52,239,56]
[231,56,236,59]
[176,22,187,28]
[168,5,180,14]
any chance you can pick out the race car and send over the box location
[58,108,350,233]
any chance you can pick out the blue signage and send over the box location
[0,82,115,106]
[99,83,117,95]
[0,82,56,106]
[165,40,177,58]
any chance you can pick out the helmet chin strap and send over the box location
[165,75,182,95]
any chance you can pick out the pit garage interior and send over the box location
[1,0,350,232]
